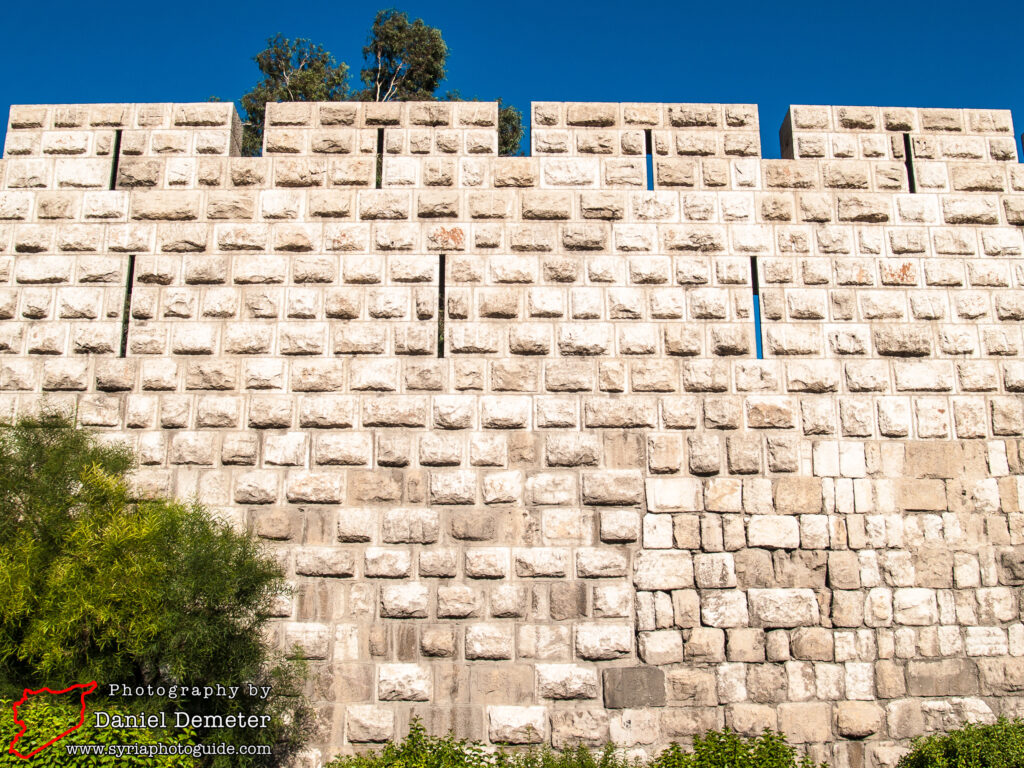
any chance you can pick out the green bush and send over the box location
[328,719,498,768]
[897,718,1024,768]
[326,719,827,768]
[651,730,825,768]
[0,694,196,766]
[0,411,314,766]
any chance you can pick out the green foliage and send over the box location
[328,719,496,768]
[650,730,825,768]
[326,719,826,768]
[358,9,447,102]
[897,717,1024,768]
[236,11,524,156]
[0,695,196,766]
[507,743,641,768]
[498,100,524,156]
[0,411,314,766]
[239,34,350,155]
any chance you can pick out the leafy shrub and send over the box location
[0,694,196,766]
[897,718,1024,768]
[326,719,826,768]
[329,719,499,768]
[0,411,313,766]
[509,743,640,768]
[651,730,825,768]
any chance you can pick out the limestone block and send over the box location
[593,584,633,619]
[634,551,693,590]
[295,547,355,577]
[693,553,737,588]
[382,508,439,544]
[575,623,632,660]
[364,548,412,578]
[684,628,726,662]
[437,585,482,618]
[233,471,277,504]
[488,706,546,744]
[893,588,938,625]
[638,630,684,664]
[536,664,599,699]
[905,658,979,696]
[599,510,640,543]
[466,624,514,660]
[748,589,820,627]
[701,592,749,628]
[704,478,743,512]
[942,196,1000,225]
[778,702,833,743]
[380,583,429,618]
[346,705,394,743]
[430,471,476,504]
[282,622,330,659]
[286,472,343,504]
[582,470,643,505]
[514,548,567,578]
[467,548,510,579]
[169,432,215,465]
[747,516,800,549]
[576,548,628,578]
[965,627,1009,657]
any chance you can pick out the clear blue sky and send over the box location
[2,0,1021,158]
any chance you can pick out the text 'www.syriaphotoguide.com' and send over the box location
[63,742,272,758]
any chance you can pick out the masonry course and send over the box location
[2,98,1024,767]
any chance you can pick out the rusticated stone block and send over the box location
[487,706,546,744]
[575,624,632,660]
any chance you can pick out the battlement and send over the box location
[781,105,1018,163]
[1,101,1024,766]
[4,102,242,158]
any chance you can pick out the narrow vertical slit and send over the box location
[644,129,654,191]
[375,128,385,189]
[750,256,763,360]
[118,255,136,358]
[437,253,446,358]
[108,129,123,190]
[902,133,917,193]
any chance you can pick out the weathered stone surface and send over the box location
[906,659,980,696]
[748,589,820,627]
[6,98,1024,759]
[602,667,666,708]
[346,705,394,742]
[536,664,599,699]
[488,706,547,744]
[778,702,832,743]
[575,624,632,660]
[377,664,431,701]
[634,551,694,590]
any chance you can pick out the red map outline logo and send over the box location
[8,681,98,759]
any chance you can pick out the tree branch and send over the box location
[383,58,406,102]
[374,49,383,102]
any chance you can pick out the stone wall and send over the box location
[2,98,1024,768]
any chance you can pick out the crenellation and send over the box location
[781,105,1018,166]
[5,102,242,161]
[1,98,1024,766]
